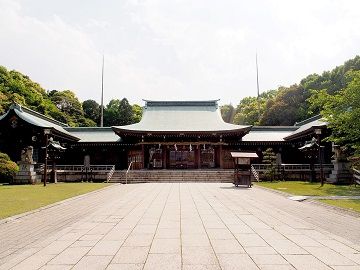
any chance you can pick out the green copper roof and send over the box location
[113,100,251,134]
[65,127,121,142]
[0,104,79,141]
[242,126,298,142]
[284,117,328,140]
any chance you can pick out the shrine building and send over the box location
[0,100,331,175]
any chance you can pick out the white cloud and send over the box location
[0,0,359,106]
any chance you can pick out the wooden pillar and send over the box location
[141,144,145,169]
[219,145,224,169]
[163,146,167,169]
[196,147,201,169]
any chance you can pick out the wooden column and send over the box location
[219,145,224,169]
[196,147,201,169]
[141,144,145,169]
[163,146,167,169]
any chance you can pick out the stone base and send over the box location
[13,162,38,184]
[327,160,352,184]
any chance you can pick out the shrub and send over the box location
[262,148,277,181]
[0,152,19,183]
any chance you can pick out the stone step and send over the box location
[109,170,235,183]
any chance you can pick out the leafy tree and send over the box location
[244,55,360,126]
[132,104,143,123]
[49,90,83,118]
[260,85,310,126]
[0,152,18,183]
[83,99,100,125]
[104,98,134,126]
[0,66,95,125]
[309,70,360,156]
[49,90,95,126]
[232,90,276,125]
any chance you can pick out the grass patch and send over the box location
[255,181,360,196]
[256,181,360,213]
[0,183,110,219]
[319,199,360,213]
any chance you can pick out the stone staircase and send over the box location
[109,170,234,184]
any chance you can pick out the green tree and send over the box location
[233,90,276,125]
[0,152,19,183]
[132,104,143,123]
[83,99,100,125]
[0,65,99,126]
[49,90,95,126]
[309,70,360,156]
[260,85,309,126]
[104,98,134,126]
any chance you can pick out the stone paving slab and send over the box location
[0,183,359,270]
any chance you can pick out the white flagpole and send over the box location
[256,53,260,123]
[100,54,104,127]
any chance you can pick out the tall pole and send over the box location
[100,54,104,127]
[256,53,261,123]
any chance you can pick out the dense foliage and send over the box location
[221,55,360,126]
[0,152,18,183]
[0,66,142,127]
[309,70,360,156]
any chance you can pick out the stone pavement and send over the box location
[0,183,359,270]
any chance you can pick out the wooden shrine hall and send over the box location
[112,100,252,170]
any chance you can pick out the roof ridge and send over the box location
[11,103,69,127]
[144,100,220,107]
[65,127,113,131]
[251,126,298,131]
[294,114,323,126]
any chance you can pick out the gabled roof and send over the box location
[0,103,79,141]
[65,127,121,143]
[112,100,251,135]
[242,126,298,142]
[284,115,328,141]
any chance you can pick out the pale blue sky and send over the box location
[0,0,359,106]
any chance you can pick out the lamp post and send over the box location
[43,129,51,187]
[315,128,324,186]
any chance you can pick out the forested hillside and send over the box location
[0,66,141,127]
[221,55,360,126]
[1,55,359,132]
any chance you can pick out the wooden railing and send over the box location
[252,164,333,172]
[353,168,360,185]
[55,165,115,172]
[106,165,116,183]
[125,161,134,184]
[251,165,260,182]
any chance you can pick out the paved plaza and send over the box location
[0,183,359,270]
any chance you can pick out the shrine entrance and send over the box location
[145,144,217,170]
[169,149,195,169]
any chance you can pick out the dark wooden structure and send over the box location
[0,102,333,175]
[231,152,259,187]
[0,104,79,165]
